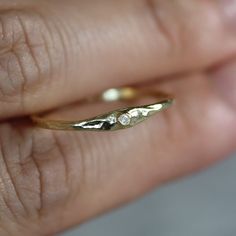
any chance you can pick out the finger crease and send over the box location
[0,138,28,215]
[52,132,69,187]
[144,0,174,52]
[31,137,43,216]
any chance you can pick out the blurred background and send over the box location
[62,154,236,236]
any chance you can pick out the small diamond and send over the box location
[107,114,117,124]
[118,114,131,126]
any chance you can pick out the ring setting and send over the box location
[118,113,131,126]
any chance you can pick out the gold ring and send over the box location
[31,87,174,132]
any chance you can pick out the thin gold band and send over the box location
[31,87,174,132]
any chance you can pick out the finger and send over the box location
[0,67,235,235]
[0,0,236,119]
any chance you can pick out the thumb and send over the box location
[0,70,235,235]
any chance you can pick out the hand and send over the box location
[0,0,236,235]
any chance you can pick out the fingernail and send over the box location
[211,61,236,107]
[219,0,236,29]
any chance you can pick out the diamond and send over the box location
[107,114,117,124]
[118,114,131,126]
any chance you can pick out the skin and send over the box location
[0,0,235,235]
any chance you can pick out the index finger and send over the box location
[0,0,235,118]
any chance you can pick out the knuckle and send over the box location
[0,123,75,234]
[0,9,54,100]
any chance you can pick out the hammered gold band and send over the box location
[31,87,174,132]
